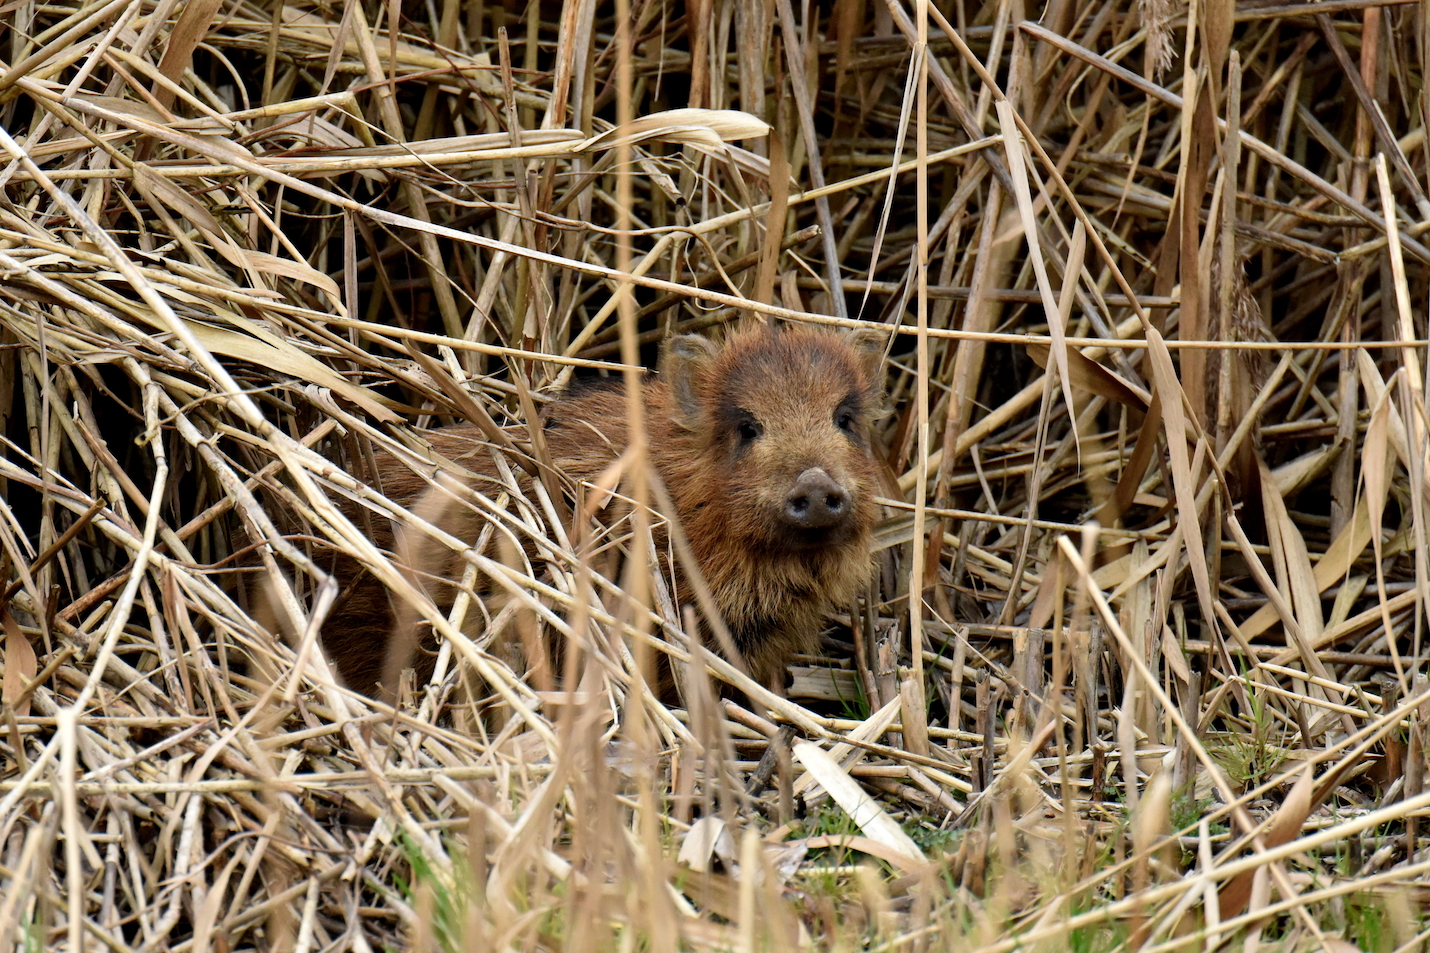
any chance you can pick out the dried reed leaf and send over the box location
[1218,766,1316,919]
[996,100,1080,448]
[1025,342,1150,411]
[153,0,224,108]
[792,832,928,870]
[792,696,902,800]
[1203,0,1235,78]
[1239,499,1372,641]
[1,611,36,718]
[1259,464,1325,644]
[791,740,925,867]
[183,321,400,422]
[1142,328,1218,630]
[583,108,771,154]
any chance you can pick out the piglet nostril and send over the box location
[783,468,851,530]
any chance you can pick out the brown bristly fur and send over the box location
[248,322,888,700]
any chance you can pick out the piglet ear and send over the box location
[846,326,890,394]
[660,334,719,429]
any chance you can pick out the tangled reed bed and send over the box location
[1,0,1430,948]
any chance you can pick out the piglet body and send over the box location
[264,323,886,697]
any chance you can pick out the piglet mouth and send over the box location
[776,524,858,550]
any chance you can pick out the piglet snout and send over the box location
[783,468,850,530]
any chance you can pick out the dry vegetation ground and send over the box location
[0,0,1427,949]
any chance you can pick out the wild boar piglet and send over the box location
[250,322,888,698]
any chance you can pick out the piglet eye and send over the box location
[738,419,762,442]
[836,411,855,432]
